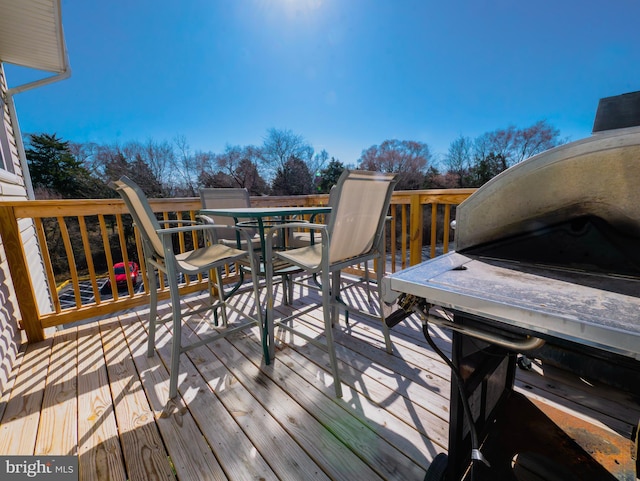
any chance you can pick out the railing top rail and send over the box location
[0,187,476,341]
[0,188,476,212]
[391,189,477,205]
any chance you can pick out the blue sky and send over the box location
[6,0,640,166]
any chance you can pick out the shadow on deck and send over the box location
[0,280,638,480]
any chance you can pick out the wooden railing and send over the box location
[0,189,474,343]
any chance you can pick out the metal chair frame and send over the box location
[264,170,398,397]
[111,176,264,399]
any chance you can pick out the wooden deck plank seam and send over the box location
[182,289,444,475]
[152,299,393,480]
[0,281,637,481]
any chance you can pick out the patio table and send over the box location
[199,205,332,359]
[199,205,331,254]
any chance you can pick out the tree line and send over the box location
[26,121,565,200]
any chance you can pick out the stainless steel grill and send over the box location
[382,94,640,481]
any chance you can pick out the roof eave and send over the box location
[0,0,69,74]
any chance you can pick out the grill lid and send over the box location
[454,126,640,277]
[382,93,640,363]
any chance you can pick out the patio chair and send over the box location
[110,176,264,399]
[288,186,375,300]
[264,170,398,397]
[200,187,302,305]
[199,188,263,299]
[199,188,261,250]
[288,186,334,248]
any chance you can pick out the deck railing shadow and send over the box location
[2,277,639,479]
[260,277,449,464]
[133,287,435,479]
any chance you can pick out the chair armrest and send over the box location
[287,215,311,223]
[156,224,253,249]
[197,214,215,225]
[265,222,329,249]
[158,219,199,226]
[269,221,325,231]
[156,223,251,239]
[156,224,256,256]
[197,215,239,225]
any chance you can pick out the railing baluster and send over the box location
[58,216,82,308]
[410,194,423,266]
[443,204,451,254]
[390,205,397,273]
[34,217,60,314]
[98,214,117,299]
[114,213,128,300]
[78,215,101,304]
[2,189,474,338]
[132,225,148,292]
[401,204,407,270]
[430,204,438,260]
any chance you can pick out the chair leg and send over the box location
[213,267,228,327]
[281,274,294,306]
[210,267,220,326]
[265,258,276,361]
[281,274,289,305]
[376,259,393,354]
[147,262,158,358]
[167,268,183,399]
[247,253,268,363]
[323,269,343,398]
[364,260,373,304]
[288,274,294,304]
[330,270,341,327]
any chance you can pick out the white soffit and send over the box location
[0,0,67,73]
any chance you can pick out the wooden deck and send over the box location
[0,280,638,480]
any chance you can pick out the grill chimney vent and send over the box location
[592,90,640,132]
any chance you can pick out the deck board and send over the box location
[176,304,391,480]
[76,323,126,481]
[168,329,311,481]
[0,338,52,455]
[36,328,78,456]
[222,327,420,480]
[1,281,638,481]
[99,318,176,481]
[120,314,232,481]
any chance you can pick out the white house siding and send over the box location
[0,64,53,399]
[0,65,23,400]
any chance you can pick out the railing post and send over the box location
[409,193,423,266]
[0,205,44,342]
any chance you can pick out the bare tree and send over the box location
[513,120,564,163]
[141,139,174,189]
[172,135,202,196]
[85,143,163,196]
[444,135,473,187]
[358,139,430,190]
[69,141,98,171]
[473,120,564,173]
[486,125,517,167]
[215,145,258,183]
[208,145,267,194]
[92,144,128,182]
[261,128,314,181]
[308,148,329,179]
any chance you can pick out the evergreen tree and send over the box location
[26,133,107,198]
[271,157,313,195]
[316,158,345,193]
